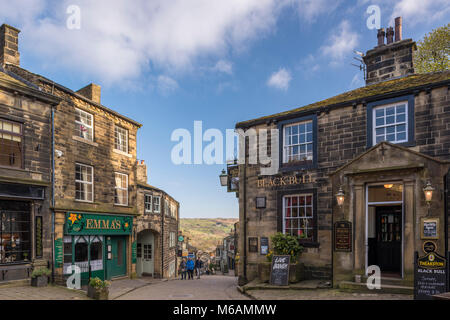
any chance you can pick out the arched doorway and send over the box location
[136,230,155,277]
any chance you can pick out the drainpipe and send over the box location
[243,161,247,283]
[445,172,449,290]
[51,105,55,283]
[161,194,164,279]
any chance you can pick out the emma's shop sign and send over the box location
[65,212,133,235]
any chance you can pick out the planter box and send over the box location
[258,262,305,284]
[87,285,109,300]
[31,275,48,287]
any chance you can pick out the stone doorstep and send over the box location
[338,281,414,295]
[241,279,331,292]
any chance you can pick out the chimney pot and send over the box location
[377,28,385,46]
[386,27,394,44]
[395,17,402,42]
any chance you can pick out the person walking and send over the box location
[195,258,203,279]
[179,258,187,280]
[186,258,194,280]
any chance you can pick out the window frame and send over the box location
[75,163,94,203]
[164,199,169,216]
[114,172,128,206]
[74,108,94,142]
[0,118,24,169]
[278,114,318,172]
[366,95,415,148]
[153,196,161,213]
[114,125,128,154]
[144,194,153,213]
[169,232,176,248]
[283,120,314,164]
[277,188,318,247]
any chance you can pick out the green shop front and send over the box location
[58,212,133,284]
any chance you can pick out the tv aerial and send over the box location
[351,49,366,80]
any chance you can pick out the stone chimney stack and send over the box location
[377,28,385,46]
[76,83,101,104]
[0,24,20,67]
[395,17,402,42]
[386,27,394,44]
[363,17,416,85]
[136,160,148,183]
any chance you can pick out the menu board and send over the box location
[334,221,352,252]
[132,241,137,264]
[421,218,439,239]
[260,237,269,255]
[414,251,447,300]
[54,238,63,268]
[35,216,43,259]
[270,255,290,286]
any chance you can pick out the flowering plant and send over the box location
[89,277,111,289]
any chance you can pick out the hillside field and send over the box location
[180,218,238,253]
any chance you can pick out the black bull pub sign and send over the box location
[414,250,447,300]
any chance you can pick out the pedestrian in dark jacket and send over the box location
[179,259,187,280]
[186,258,195,279]
[195,258,203,279]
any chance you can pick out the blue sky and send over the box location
[1,0,448,218]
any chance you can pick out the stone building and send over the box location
[232,18,450,291]
[0,29,61,281]
[135,160,179,279]
[1,24,143,284]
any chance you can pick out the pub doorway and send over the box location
[366,183,403,277]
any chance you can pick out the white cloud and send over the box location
[389,0,450,25]
[320,20,359,66]
[157,75,179,95]
[212,60,233,74]
[0,0,304,84]
[267,68,292,91]
[296,0,341,23]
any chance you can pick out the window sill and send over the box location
[72,135,98,147]
[74,199,94,204]
[113,149,132,158]
[299,241,320,248]
[114,203,131,207]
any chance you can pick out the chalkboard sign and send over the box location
[270,255,290,286]
[334,221,352,252]
[414,251,447,300]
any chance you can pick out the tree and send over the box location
[414,23,449,73]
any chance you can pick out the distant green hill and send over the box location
[180,218,238,253]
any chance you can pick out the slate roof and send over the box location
[236,70,450,128]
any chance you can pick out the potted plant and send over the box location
[31,267,51,287]
[87,277,111,300]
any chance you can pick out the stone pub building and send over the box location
[233,18,450,291]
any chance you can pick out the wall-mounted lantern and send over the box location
[336,186,345,207]
[219,169,228,187]
[423,181,434,207]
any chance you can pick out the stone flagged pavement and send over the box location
[109,276,166,300]
[245,288,413,300]
[239,279,413,300]
[0,284,89,300]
